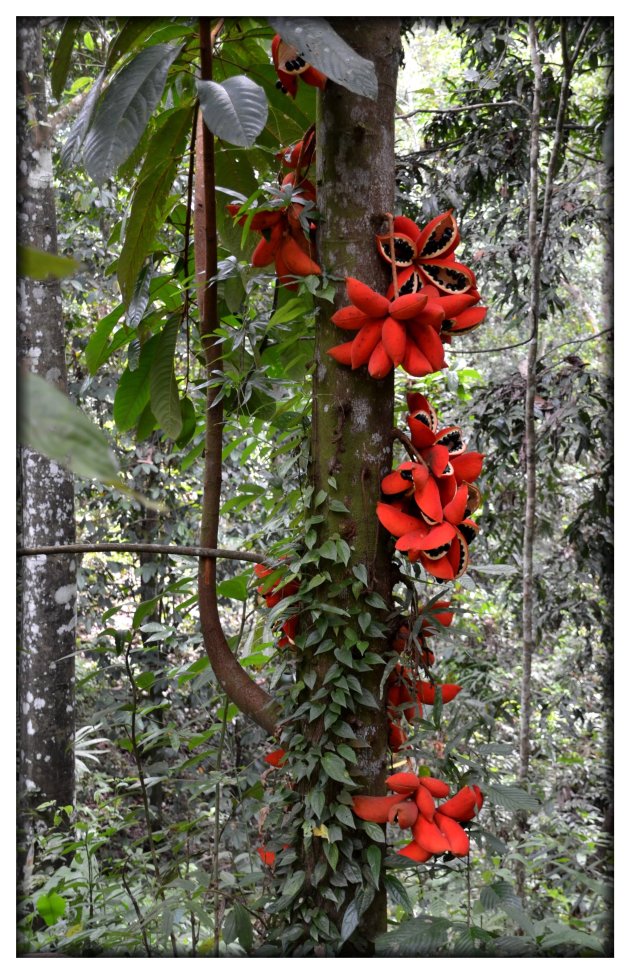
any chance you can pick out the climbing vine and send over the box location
[205,25,491,954]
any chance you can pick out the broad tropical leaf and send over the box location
[113,336,158,431]
[268,17,378,99]
[20,372,119,483]
[60,68,106,169]
[51,18,81,101]
[117,104,193,306]
[197,75,268,148]
[81,44,181,184]
[376,916,452,956]
[483,782,540,812]
[149,319,182,439]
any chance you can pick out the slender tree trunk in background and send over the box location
[17,18,76,876]
[519,19,542,796]
[517,21,587,901]
[515,19,542,901]
[138,449,165,821]
[305,18,401,948]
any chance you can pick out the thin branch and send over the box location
[396,99,527,120]
[451,330,536,356]
[182,102,199,395]
[541,326,612,360]
[537,19,592,256]
[17,542,269,563]
[121,863,152,958]
[391,429,422,463]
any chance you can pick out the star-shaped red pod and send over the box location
[327,277,448,379]
[272,35,327,97]
[376,394,484,580]
[376,212,476,296]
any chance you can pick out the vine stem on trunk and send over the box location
[195,17,278,734]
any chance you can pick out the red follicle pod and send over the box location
[435,812,470,856]
[367,341,394,379]
[412,814,449,854]
[352,793,408,823]
[417,776,450,799]
[414,783,436,821]
[437,785,482,822]
[388,801,419,829]
[416,210,460,261]
[346,277,389,317]
[397,840,432,863]
[386,772,421,793]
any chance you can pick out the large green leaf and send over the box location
[60,68,106,169]
[36,892,67,927]
[197,76,268,149]
[340,901,359,945]
[268,18,378,99]
[376,916,452,956]
[149,319,182,439]
[113,336,158,431]
[104,18,165,73]
[117,105,193,306]
[51,18,81,101]
[479,880,522,913]
[321,752,353,785]
[18,245,78,281]
[84,305,126,374]
[20,372,119,482]
[82,44,181,184]
[483,782,540,812]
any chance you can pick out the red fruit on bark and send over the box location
[386,772,421,793]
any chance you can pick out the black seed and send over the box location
[400,468,414,482]
[425,542,450,559]
[437,430,463,453]
[413,410,431,428]
[458,522,477,545]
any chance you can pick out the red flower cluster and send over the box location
[326,273,486,379]
[353,771,483,863]
[376,393,484,581]
[377,211,477,299]
[327,277,447,379]
[228,172,320,291]
[254,564,299,649]
[271,35,327,97]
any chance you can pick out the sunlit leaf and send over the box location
[197,75,268,148]
[82,44,181,183]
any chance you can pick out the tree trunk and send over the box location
[17,18,76,876]
[306,18,401,950]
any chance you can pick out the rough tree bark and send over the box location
[17,18,76,867]
[306,18,401,948]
